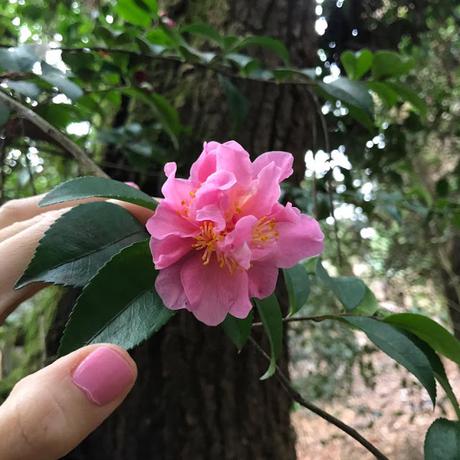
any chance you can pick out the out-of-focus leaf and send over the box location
[386,82,428,118]
[17,202,148,288]
[222,312,253,351]
[372,50,414,79]
[181,23,223,46]
[115,0,152,27]
[40,62,83,100]
[40,176,157,210]
[341,49,373,80]
[424,419,460,460]
[218,75,248,129]
[0,100,10,126]
[0,45,39,72]
[59,241,174,355]
[344,316,437,405]
[232,36,290,64]
[5,80,40,99]
[367,81,399,107]
[283,264,310,316]
[255,295,283,380]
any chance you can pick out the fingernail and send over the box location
[72,347,135,406]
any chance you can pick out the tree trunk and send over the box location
[49,1,317,459]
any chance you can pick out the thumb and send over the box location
[0,344,137,460]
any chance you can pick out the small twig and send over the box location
[19,120,37,194]
[252,314,342,327]
[249,337,389,460]
[0,90,107,177]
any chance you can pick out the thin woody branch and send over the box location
[0,90,107,178]
[249,337,389,460]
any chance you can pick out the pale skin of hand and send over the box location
[0,195,152,460]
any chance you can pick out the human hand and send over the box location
[0,194,151,460]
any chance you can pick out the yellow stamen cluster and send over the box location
[192,221,221,265]
[252,216,279,245]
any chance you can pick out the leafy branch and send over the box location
[0,89,107,177]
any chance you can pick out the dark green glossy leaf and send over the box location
[344,316,437,405]
[424,419,460,460]
[39,176,157,210]
[59,240,173,355]
[283,264,310,316]
[41,62,83,101]
[255,295,283,380]
[318,77,374,115]
[17,202,148,289]
[222,311,253,351]
[385,313,460,366]
[367,81,399,108]
[409,336,460,419]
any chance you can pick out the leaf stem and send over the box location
[249,336,389,460]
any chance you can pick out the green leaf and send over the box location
[255,295,283,380]
[59,240,173,355]
[6,80,40,99]
[39,176,157,210]
[372,50,414,80]
[341,49,373,80]
[222,312,253,351]
[141,0,158,14]
[40,62,83,101]
[424,419,460,460]
[283,264,310,316]
[0,100,10,127]
[181,23,223,46]
[317,77,374,115]
[409,336,460,419]
[115,0,151,27]
[384,313,460,366]
[316,261,367,311]
[218,75,248,130]
[16,202,148,289]
[367,81,399,108]
[385,82,428,118]
[344,316,437,405]
[232,36,290,65]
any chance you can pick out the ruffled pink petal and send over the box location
[248,262,279,299]
[215,142,252,187]
[190,142,217,184]
[195,204,226,232]
[272,204,324,267]
[180,254,250,326]
[155,262,190,311]
[252,151,293,181]
[146,203,198,239]
[229,294,253,319]
[150,235,193,269]
[161,162,195,207]
[241,162,282,217]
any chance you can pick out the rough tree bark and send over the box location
[48,1,318,459]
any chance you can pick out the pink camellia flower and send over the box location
[146,141,324,326]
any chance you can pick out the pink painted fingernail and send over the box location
[72,347,135,406]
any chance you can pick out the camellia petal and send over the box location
[252,151,293,182]
[155,263,190,311]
